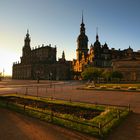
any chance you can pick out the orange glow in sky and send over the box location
[0,0,140,76]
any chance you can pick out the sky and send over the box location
[0,0,140,75]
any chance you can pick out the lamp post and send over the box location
[49,72,52,87]
[36,70,40,83]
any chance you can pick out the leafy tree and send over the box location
[81,67,93,80]
[81,67,103,83]
[102,70,112,82]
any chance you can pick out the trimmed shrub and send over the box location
[113,86,121,89]
[128,87,137,90]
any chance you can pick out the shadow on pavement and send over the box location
[107,112,140,140]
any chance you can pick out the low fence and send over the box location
[0,97,130,137]
[15,84,75,97]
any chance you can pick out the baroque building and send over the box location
[73,16,140,81]
[12,30,72,80]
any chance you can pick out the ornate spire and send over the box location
[27,29,29,34]
[24,29,31,47]
[23,30,31,56]
[62,51,65,60]
[80,11,85,34]
[96,27,99,41]
[26,29,29,37]
[82,10,84,24]
[76,13,88,61]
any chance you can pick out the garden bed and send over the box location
[0,94,130,138]
[0,96,103,120]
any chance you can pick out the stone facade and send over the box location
[112,58,140,81]
[73,16,140,81]
[13,19,140,82]
[12,31,71,80]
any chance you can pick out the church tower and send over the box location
[62,51,65,61]
[76,13,88,61]
[93,28,101,51]
[22,30,31,56]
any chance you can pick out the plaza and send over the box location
[0,80,140,139]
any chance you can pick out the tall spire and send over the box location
[96,27,98,35]
[80,11,85,34]
[82,10,84,24]
[27,29,29,34]
[62,50,65,60]
[26,29,29,37]
[24,29,31,47]
[23,30,31,56]
[76,12,88,61]
[96,27,99,41]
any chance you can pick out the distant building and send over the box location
[73,15,140,81]
[112,57,140,81]
[12,30,72,80]
[13,17,140,82]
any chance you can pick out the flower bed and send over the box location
[0,95,130,138]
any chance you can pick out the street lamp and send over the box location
[36,70,40,83]
[49,72,52,87]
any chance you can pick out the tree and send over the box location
[81,67,94,80]
[81,67,103,83]
[110,71,123,82]
[102,70,112,82]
